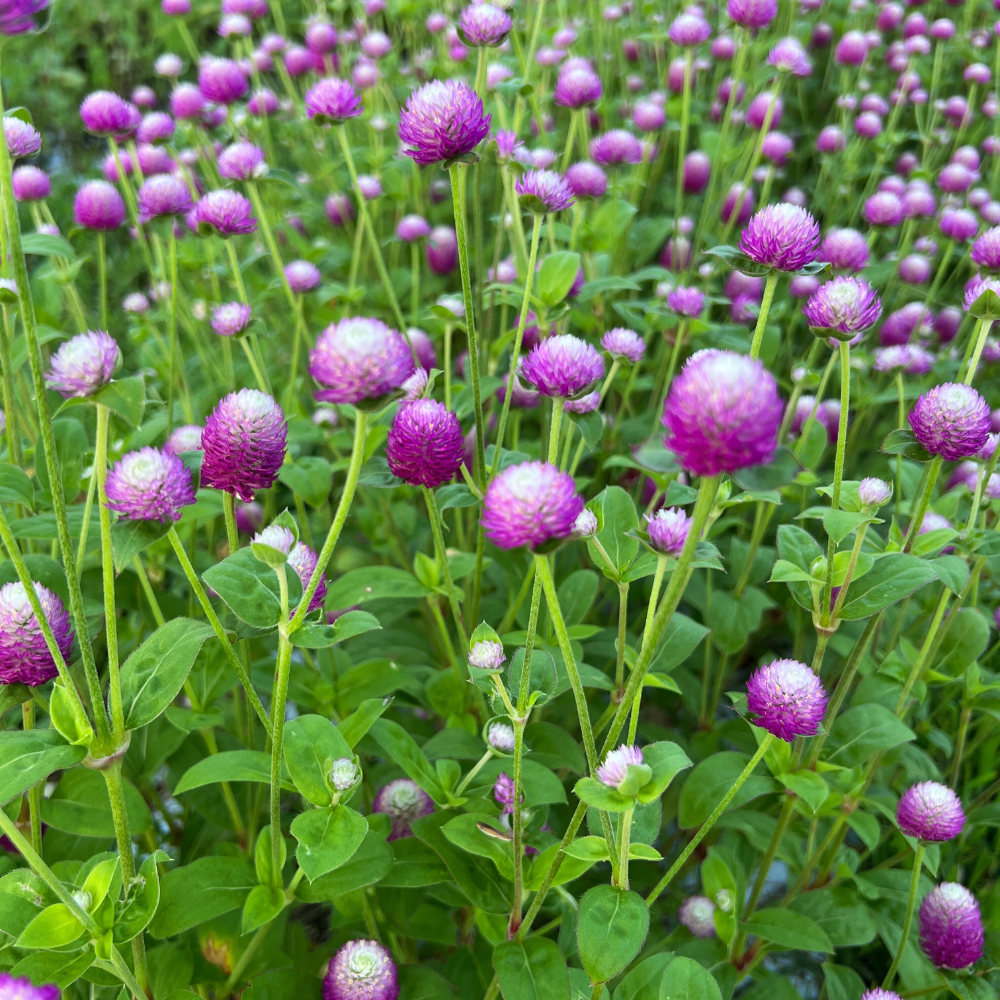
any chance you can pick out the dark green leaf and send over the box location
[826,704,915,768]
[294,830,394,901]
[21,232,77,260]
[368,719,447,803]
[149,856,255,938]
[92,376,145,427]
[324,566,429,607]
[838,553,938,620]
[0,729,86,806]
[202,546,302,629]
[577,886,649,984]
[678,752,777,828]
[0,462,33,508]
[111,518,171,573]
[494,937,571,1000]
[42,769,151,838]
[741,907,833,952]
[880,429,932,461]
[658,956,722,1000]
[278,456,333,506]
[537,252,582,307]
[731,447,798,492]
[174,750,287,794]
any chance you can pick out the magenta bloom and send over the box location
[971,226,1000,272]
[554,64,602,108]
[396,214,431,242]
[324,939,399,1000]
[198,58,248,105]
[739,204,820,271]
[80,90,135,137]
[515,169,574,213]
[727,0,776,29]
[910,383,991,461]
[373,779,434,841]
[590,129,643,166]
[819,228,869,271]
[802,277,881,335]
[137,111,175,145]
[768,36,811,75]
[426,225,458,274]
[459,2,511,45]
[565,161,607,199]
[218,141,266,181]
[601,327,645,365]
[521,334,603,398]
[305,77,364,125]
[0,0,48,35]
[679,897,716,938]
[3,117,39,160]
[164,424,203,455]
[201,389,287,502]
[74,180,125,231]
[105,447,196,523]
[919,883,984,969]
[284,260,321,293]
[663,350,782,477]
[398,79,491,165]
[482,461,584,550]
[288,542,327,613]
[46,330,119,398]
[668,286,705,317]
[747,658,827,742]
[897,781,965,842]
[864,191,904,227]
[669,12,711,46]
[860,992,902,1000]
[194,190,257,237]
[597,745,644,790]
[645,508,691,556]
[11,164,49,201]
[211,302,252,338]
[171,84,205,121]
[137,174,192,221]
[386,399,465,488]
[0,581,73,686]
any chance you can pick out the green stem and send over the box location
[547,398,564,464]
[166,226,179,434]
[75,465,97,580]
[961,316,990,385]
[902,455,943,552]
[750,271,779,361]
[883,843,925,989]
[895,587,950,714]
[96,231,107,331]
[422,486,469,656]
[271,591,292,890]
[673,49,693,225]
[618,806,634,890]
[21,701,40,855]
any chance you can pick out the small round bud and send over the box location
[596,744,644,790]
[858,477,892,507]
[469,640,505,671]
[679,896,716,937]
[487,722,516,753]
[645,508,692,556]
[574,509,598,538]
[329,757,361,791]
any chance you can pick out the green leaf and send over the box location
[577,885,649,985]
[637,741,692,803]
[822,963,866,1000]
[614,953,675,1000]
[396,966,457,1000]
[42,769,151,838]
[382,836,451,887]
[241,883,285,935]
[880,428,932,461]
[826,704,915,768]
[292,610,381,648]
[114,852,161,944]
[243,969,323,1000]
[202,546,302,629]
[657,956,722,1000]
[678,751,777,828]
[442,813,514,881]
[92,376,145,427]
[294,829,394,902]
[838,553,938,620]
[574,776,633,812]
[731,447,798,492]
[291,806,368,882]
[368,718,447,804]
[16,902,84,949]
[789,889,877,947]
[777,770,829,814]
[537,251,582,307]
[0,729,86,806]
[823,509,870,545]
[36,417,85,506]
[21,232,77,260]
[149,856,256,938]
[930,555,971,596]
[283,714,353,806]
[494,937,571,1000]
[324,565,430,607]
[649,614,709,674]
[338,698,390,748]
[111,518,171,573]
[9,950,93,990]
[741,907,834,952]
[436,483,479,511]
[278,456,334,506]
[0,462,33,508]
[174,750,285,794]
[706,588,773,654]
[941,973,999,1000]
[587,486,639,578]
[120,618,214,730]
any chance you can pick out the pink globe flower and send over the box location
[324,939,399,1000]
[897,781,965,842]
[310,317,414,405]
[482,461,584,550]
[0,581,74,687]
[739,204,820,271]
[105,447,197,522]
[746,658,828,741]
[386,399,465,488]
[910,383,991,461]
[398,79,491,165]
[919,883,984,969]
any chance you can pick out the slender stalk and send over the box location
[750,271,779,361]
[617,806,634,890]
[271,566,292,891]
[883,843,925,989]
[21,701,41,854]
[673,49,693,225]
[961,316,990,384]
[75,467,98,580]
[166,226,179,434]
[423,486,469,655]
[902,455,943,552]
[96,231,107,331]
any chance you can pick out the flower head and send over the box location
[305,77,364,125]
[919,883,984,969]
[0,0,48,35]
[137,111,175,145]
[521,334,603,398]
[739,204,820,271]
[564,161,607,199]
[386,399,465,488]
[860,992,902,1000]
[488,722,515,753]
[746,658,828,741]
[398,80,491,165]
[170,83,205,120]
[494,772,519,813]
[819,228,869,272]
[964,275,1000,315]
[727,0,777,29]
[669,12,712,46]
[201,389,287,502]
[396,215,431,242]
[80,91,136,137]
[288,541,327,612]
[768,36,812,75]
[285,260,321,293]
[865,191,904,227]
[515,169,574,213]
[122,292,150,315]
[137,174,192,221]
[218,141,267,181]
[469,639,505,671]
[459,3,511,45]
[46,330,120,398]
[74,180,126,231]
[310,317,414,405]
[679,896,716,938]
[329,757,360,792]
[0,972,59,999]
[194,190,257,237]
[211,302,252,337]
[590,129,643,166]
[667,286,705,318]
[165,424,203,455]
[971,226,1000,272]
[252,525,295,561]
[859,477,892,507]
[897,781,965,842]
[554,64,602,108]
[324,939,399,1000]
[106,447,197,522]
[601,327,645,365]
[198,58,248,105]
[12,164,49,201]
[482,461,584,550]
[645,508,692,556]
[802,277,882,335]
[574,509,598,538]
[910,383,991,461]
[373,779,434,840]
[663,349,783,477]
[0,582,73,686]
[597,745,644,790]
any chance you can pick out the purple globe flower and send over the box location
[217,141,267,181]
[645,508,691,556]
[398,79,491,165]
[285,260,321,293]
[164,424,203,455]
[459,2,511,45]
[668,286,705,318]
[964,275,1000,315]
[679,897,716,938]
[802,277,882,335]
[305,77,364,125]
[0,581,73,686]
[373,778,434,840]
[194,190,257,237]
[565,161,607,199]
[897,781,965,842]
[137,174,192,221]
[746,658,827,742]
[919,883,984,969]
[74,181,126,231]
[105,447,197,522]
[427,226,458,275]
[201,389,287,502]
[46,330,120,398]
[488,722,515,752]
[171,84,205,121]
[860,992,902,1000]
[198,58,248,105]
[325,193,354,227]
[482,461,584,550]
[12,164,49,201]
[727,0,777,29]
[396,215,431,242]
[122,292,150,315]
[590,129,643,166]
[864,191,904,227]
[406,329,437,371]
[469,639,505,671]
[910,384,991,461]
[0,0,48,36]
[668,12,711,46]
[80,90,135,137]
[971,226,1000,272]
[819,228,869,271]
[288,541,327,613]
[739,204,820,271]
[554,64,603,108]
[515,169,575,213]
[137,111,174,145]
[597,745,644,790]
[940,208,979,243]
[162,0,190,11]
[324,939,399,1000]
[858,477,893,507]
[494,772,518,812]
[663,350,783,477]
[768,36,812,75]
[521,334,604,398]
[601,327,645,365]
[386,399,465,488]
[3,117,39,160]
[211,302,252,338]
[310,317,414,405]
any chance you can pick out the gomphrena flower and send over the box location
[198,58,248,105]
[137,174,192,221]
[398,80,491,165]
[164,424,203,455]
[469,639,505,671]
[396,215,431,242]
[739,203,820,271]
[574,509,598,538]
[564,161,607,199]
[211,302,252,338]
[919,883,984,969]
[521,334,604,398]
[645,508,692,556]
[323,938,398,1000]
[818,228,869,271]
[971,226,1000,272]
[768,36,812,75]
[515,169,574,213]
[746,658,828,742]
[194,189,258,237]
[459,2,511,45]
[201,389,287,502]
[858,477,893,507]
[482,461,583,550]
[386,399,465,488]
[668,286,706,317]
[373,778,434,841]
[217,141,267,181]
[252,525,295,560]
[678,896,717,938]
[74,180,126,231]
[79,90,135,136]
[488,722,516,753]
[285,260,321,293]
[0,581,73,686]
[662,350,783,477]
[0,972,59,1000]
[0,0,49,36]
[288,542,327,613]
[554,63,602,108]
[105,447,197,523]
[305,77,364,125]
[597,745,644,790]
[910,383,991,461]
[727,0,777,29]
[3,117,39,160]
[601,327,645,365]
[46,330,120,398]
[494,772,519,813]
[12,164,49,201]
[590,129,643,166]
[897,781,965,842]
[310,317,414,405]
[859,992,902,1000]
[802,276,882,336]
